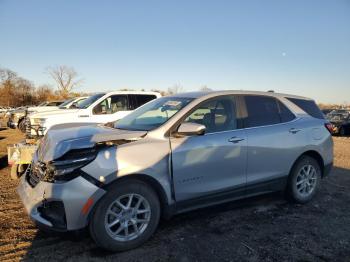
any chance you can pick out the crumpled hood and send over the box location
[36,124,147,163]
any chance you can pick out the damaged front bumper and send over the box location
[17,171,106,231]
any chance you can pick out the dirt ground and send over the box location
[0,127,349,262]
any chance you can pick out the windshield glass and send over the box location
[59,98,75,108]
[116,97,193,131]
[77,93,105,109]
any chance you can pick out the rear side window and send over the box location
[243,96,281,128]
[287,98,324,119]
[130,95,157,109]
[277,101,296,122]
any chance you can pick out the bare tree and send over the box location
[199,85,212,92]
[0,68,18,106]
[167,84,183,95]
[46,65,83,98]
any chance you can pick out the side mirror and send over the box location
[177,122,206,136]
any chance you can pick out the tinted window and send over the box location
[184,96,237,133]
[287,98,324,119]
[244,96,280,128]
[131,95,157,109]
[278,101,296,122]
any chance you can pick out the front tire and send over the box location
[286,156,321,204]
[89,180,160,252]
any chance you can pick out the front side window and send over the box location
[184,96,237,133]
[93,95,128,115]
[116,97,193,131]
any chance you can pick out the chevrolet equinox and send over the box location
[17,91,333,251]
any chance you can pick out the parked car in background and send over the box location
[17,91,333,251]
[327,112,350,136]
[26,91,161,137]
[0,106,14,118]
[326,109,349,120]
[321,108,335,116]
[7,98,86,132]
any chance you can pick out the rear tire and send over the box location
[89,180,160,252]
[339,127,346,137]
[286,156,321,204]
[18,119,26,133]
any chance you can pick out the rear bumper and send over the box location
[17,174,105,231]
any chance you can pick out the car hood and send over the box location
[30,109,81,118]
[36,124,147,162]
[28,106,59,112]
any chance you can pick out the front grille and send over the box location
[26,162,46,187]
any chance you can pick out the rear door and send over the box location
[242,95,304,191]
[171,95,247,202]
[129,94,158,110]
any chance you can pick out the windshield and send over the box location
[76,93,105,109]
[59,98,75,108]
[116,97,193,131]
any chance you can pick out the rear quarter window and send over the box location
[287,98,324,119]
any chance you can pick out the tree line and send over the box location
[0,66,85,107]
[0,65,215,108]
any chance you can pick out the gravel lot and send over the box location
[0,128,349,262]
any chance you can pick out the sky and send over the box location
[0,0,349,104]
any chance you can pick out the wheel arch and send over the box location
[101,174,173,219]
[290,150,325,177]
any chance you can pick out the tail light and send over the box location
[325,122,334,134]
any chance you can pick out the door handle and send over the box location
[289,128,301,134]
[228,137,245,143]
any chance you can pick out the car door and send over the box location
[170,95,247,202]
[242,95,304,191]
[92,95,129,123]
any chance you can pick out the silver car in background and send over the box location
[17,91,333,251]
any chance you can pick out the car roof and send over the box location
[102,91,161,96]
[171,90,312,101]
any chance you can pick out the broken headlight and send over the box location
[45,148,97,182]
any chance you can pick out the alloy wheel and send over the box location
[104,193,151,242]
[296,164,318,197]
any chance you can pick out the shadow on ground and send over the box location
[18,166,350,261]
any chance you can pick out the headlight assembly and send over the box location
[44,148,97,182]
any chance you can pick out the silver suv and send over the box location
[17,91,333,251]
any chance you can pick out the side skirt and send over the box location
[174,177,287,215]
